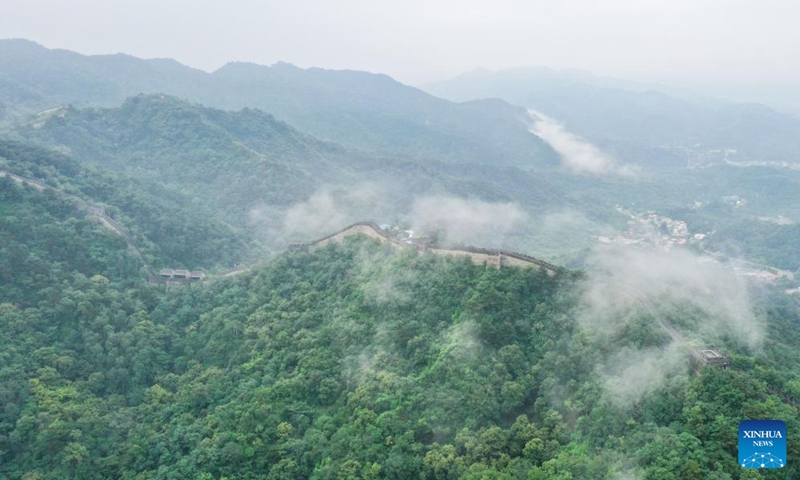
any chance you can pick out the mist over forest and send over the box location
[2,15,800,480]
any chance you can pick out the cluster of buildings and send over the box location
[601,207,796,288]
[720,195,747,208]
[599,207,701,250]
[662,145,739,169]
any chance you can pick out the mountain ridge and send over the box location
[0,39,556,167]
[423,66,800,164]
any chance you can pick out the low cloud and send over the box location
[541,209,612,240]
[758,215,794,225]
[441,320,482,360]
[580,246,760,348]
[410,195,526,245]
[527,110,636,177]
[361,268,417,308]
[579,245,762,405]
[281,183,381,239]
[601,343,687,406]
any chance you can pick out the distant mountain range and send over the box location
[423,66,800,164]
[11,94,603,257]
[4,39,800,268]
[0,39,555,168]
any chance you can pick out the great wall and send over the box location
[292,221,561,273]
[0,169,196,284]
[5,170,800,403]
[2,171,559,282]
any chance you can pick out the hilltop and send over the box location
[0,139,258,274]
[3,230,800,479]
[0,39,556,167]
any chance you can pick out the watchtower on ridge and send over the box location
[155,268,206,285]
[691,346,730,371]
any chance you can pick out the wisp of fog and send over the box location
[578,245,762,406]
[527,110,636,177]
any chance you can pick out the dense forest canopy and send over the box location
[2,37,800,480]
[0,139,258,269]
[2,227,800,479]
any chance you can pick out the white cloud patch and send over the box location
[527,110,636,177]
[601,343,688,406]
[580,246,760,348]
[410,195,526,245]
[441,320,482,360]
[361,268,417,307]
[579,245,763,406]
[281,183,381,238]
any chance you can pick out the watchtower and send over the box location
[691,346,730,372]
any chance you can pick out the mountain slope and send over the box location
[3,235,800,479]
[0,139,257,271]
[424,66,800,164]
[14,95,456,238]
[0,39,556,167]
[0,39,209,111]
[18,93,800,273]
[14,95,638,258]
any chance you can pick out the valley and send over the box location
[2,33,800,480]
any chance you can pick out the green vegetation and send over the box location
[663,169,800,273]
[0,139,258,270]
[12,95,612,255]
[2,233,799,479]
[3,39,800,480]
[708,221,800,272]
[0,173,140,306]
[423,66,800,165]
[17,95,366,224]
[0,39,555,167]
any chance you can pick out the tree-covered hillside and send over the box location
[17,94,800,269]
[5,39,800,272]
[4,20,800,480]
[423,67,800,165]
[0,173,139,306]
[2,233,799,479]
[12,95,612,255]
[0,40,556,167]
[0,139,258,270]
[18,95,359,220]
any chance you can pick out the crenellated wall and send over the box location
[297,221,559,272]
[426,247,501,269]
[308,223,407,252]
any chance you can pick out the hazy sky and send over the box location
[2,0,799,89]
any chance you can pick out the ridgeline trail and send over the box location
[293,221,562,273]
[1,169,155,278]
[3,171,561,281]
[4,169,798,406]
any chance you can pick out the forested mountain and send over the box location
[4,37,800,275]
[17,95,370,222]
[10,94,621,256]
[0,139,257,271]
[3,35,800,480]
[0,39,555,167]
[0,39,211,118]
[2,233,800,479]
[423,67,800,164]
[14,93,800,269]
